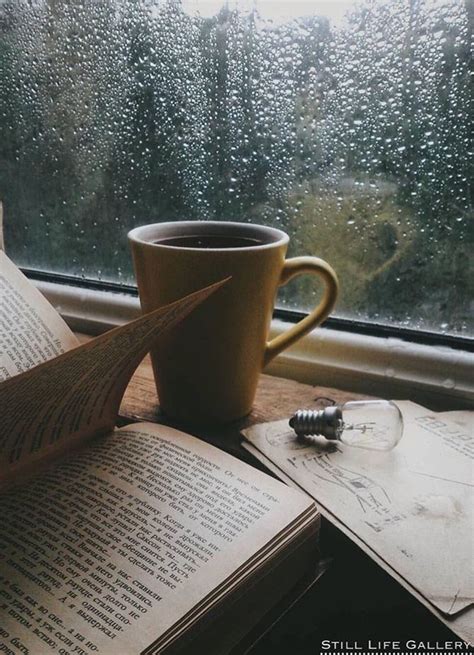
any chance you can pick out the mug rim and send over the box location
[127,220,289,252]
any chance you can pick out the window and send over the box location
[0,0,471,338]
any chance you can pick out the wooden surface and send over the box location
[77,331,369,458]
[118,351,370,461]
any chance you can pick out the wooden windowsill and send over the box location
[124,355,370,452]
[78,332,370,461]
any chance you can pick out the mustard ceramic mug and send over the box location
[128,221,338,424]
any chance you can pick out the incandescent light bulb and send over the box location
[289,400,403,451]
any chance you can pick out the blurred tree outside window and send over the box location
[0,0,472,336]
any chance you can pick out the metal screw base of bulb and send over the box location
[289,407,344,441]
[289,400,404,452]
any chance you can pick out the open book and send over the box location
[0,242,319,654]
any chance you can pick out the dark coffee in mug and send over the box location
[153,234,264,249]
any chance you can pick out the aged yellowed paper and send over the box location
[0,251,79,380]
[243,400,473,616]
[0,280,223,479]
[0,423,313,655]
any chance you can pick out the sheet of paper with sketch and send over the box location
[243,400,473,617]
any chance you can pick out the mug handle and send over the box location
[264,257,339,367]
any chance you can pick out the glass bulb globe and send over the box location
[289,400,403,451]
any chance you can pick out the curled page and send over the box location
[0,251,79,380]
[0,279,225,481]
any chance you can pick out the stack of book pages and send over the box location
[0,246,319,655]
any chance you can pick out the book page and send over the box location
[0,251,79,380]
[243,401,474,616]
[0,280,223,479]
[0,423,313,655]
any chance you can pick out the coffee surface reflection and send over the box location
[153,234,264,249]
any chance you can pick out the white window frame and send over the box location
[37,279,474,410]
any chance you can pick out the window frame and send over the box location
[29,269,474,411]
[25,267,474,352]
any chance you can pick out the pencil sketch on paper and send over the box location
[244,401,473,616]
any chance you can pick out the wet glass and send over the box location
[0,0,471,336]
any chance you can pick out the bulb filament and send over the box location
[344,422,377,434]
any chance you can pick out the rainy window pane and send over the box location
[0,0,472,337]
